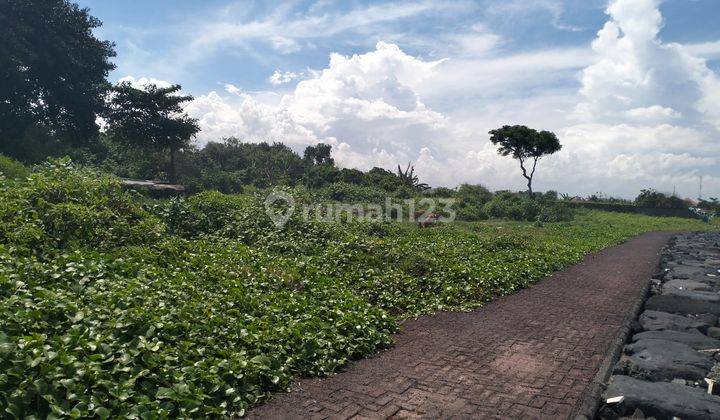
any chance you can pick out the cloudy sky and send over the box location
[77,0,720,198]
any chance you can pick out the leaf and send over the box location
[156,387,173,399]
[94,407,111,419]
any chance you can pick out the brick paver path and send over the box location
[249,232,672,419]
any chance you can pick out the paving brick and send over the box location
[248,233,670,419]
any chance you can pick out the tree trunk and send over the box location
[526,156,539,199]
[527,178,533,198]
[169,147,177,184]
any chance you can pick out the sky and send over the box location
[76,0,720,198]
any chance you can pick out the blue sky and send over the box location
[77,0,720,198]
[79,0,719,94]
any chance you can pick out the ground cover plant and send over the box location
[0,162,717,418]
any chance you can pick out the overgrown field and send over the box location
[0,162,716,418]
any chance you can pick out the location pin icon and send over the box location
[264,191,295,228]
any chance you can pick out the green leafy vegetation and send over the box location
[1,162,716,417]
[635,188,689,208]
[0,155,29,179]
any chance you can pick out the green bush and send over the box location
[0,155,29,179]
[302,165,339,189]
[320,182,387,204]
[0,158,164,255]
[454,184,493,221]
[337,168,365,185]
[457,184,493,205]
[456,204,488,221]
[425,187,456,198]
[483,191,539,221]
[197,169,245,194]
[537,202,575,222]
[635,188,687,208]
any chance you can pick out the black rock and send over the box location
[691,313,719,327]
[629,319,643,335]
[631,330,720,350]
[645,295,720,316]
[661,289,720,303]
[623,339,714,382]
[665,265,712,279]
[638,310,710,333]
[604,375,720,420]
[708,327,720,339]
[663,279,713,292]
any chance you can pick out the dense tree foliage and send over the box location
[303,143,334,166]
[453,184,494,221]
[698,197,720,212]
[104,83,200,183]
[0,154,29,179]
[0,0,116,161]
[635,188,688,209]
[489,125,562,197]
[94,133,434,196]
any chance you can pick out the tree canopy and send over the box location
[303,143,335,166]
[104,82,200,183]
[489,125,561,197]
[0,0,116,160]
[635,189,687,209]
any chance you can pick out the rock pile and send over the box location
[599,232,720,420]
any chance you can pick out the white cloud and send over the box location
[180,0,476,63]
[684,40,720,60]
[574,0,720,127]
[268,70,300,85]
[117,75,173,88]
[183,42,448,173]
[563,0,720,196]
[483,0,590,32]
[223,83,242,95]
[625,105,681,123]
[125,0,720,198]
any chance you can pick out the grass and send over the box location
[0,161,716,418]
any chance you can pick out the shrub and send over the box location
[456,204,488,221]
[152,190,265,239]
[0,155,29,179]
[320,182,387,204]
[337,168,366,185]
[0,158,165,255]
[198,169,245,194]
[483,191,539,221]
[457,184,492,206]
[302,165,339,188]
[425,187,456,198]
[537,190,558,203]
[453,184,493,221]
[635,188,687,208]
[363,167,404,192]
[537,202,575,222]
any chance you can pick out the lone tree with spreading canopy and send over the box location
[104,82,200,183]
[489,125,561,198]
